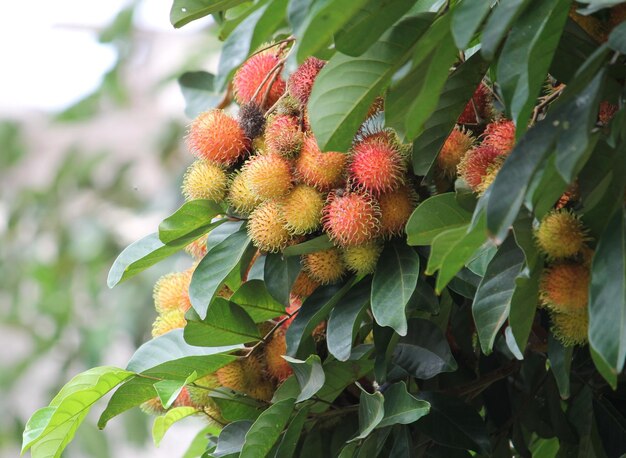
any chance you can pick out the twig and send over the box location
[250,36,296,58]
[530,84,565,125]
[216,82,233,109]
[250,58,286,105]
[245,309,299,357]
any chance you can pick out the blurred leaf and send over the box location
[241,398,295,458]
[159,200,224,245]
[547,335,573,399]
[152,407,197,446]
[327,280,371,361]
[451,0,491,49]
[264,253,301,305]
[183,426,212,458]
[378,382,430,428]
[351,384,385,441]
[283,354,325,402]
[374,323,399,383]
[480,0,533,60]
[282,234,334,256]
[608,21,626,54]
[274,406,310,458]
[154,371,198,409]
[178,72,222,118]
[214,420,253,457]
[406,193,472,245]
[170,0,249,28]
[230,280,285,322]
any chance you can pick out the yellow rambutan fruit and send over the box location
[279,184,324,235]
[151,308,187,338]
[535,209,588,260]
[290,271,320,298]
[265,114,304,158]
[551,309,588,347]
[342,242,383,276]
[153,271,192,314]
[140,397,167,416]
[203,402,224,425]
[322,191,381,246]
[216,360,247,393]
[302,248,346,284]
[474,156,505,195]
[181,159,228,202]
[228,169,263,215]
[378,185,417,237]
[233,48,286,109]
[187,373,219,407]
[185,234,209,260]
[437,127,475,177]
[248,200,291,252]
[186,110,249,165]
[216,358,274,401]
[243,153,293,200]
[540,263,590,313]
[482,119,516,154]
[264,329,293,382]
[295,136,347,191]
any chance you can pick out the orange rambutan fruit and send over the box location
[248,200,291,252]
[302,248,346,284]
[378,185,418,237]
[172,387,194,408]
[287,56,326,105]
[322,192,381,246]
[457,145,505,193]
[233,49,286,109]
[540,262,590,313]
[342,242,383,276]
[153,271,192,314]
[265,114,304,157]
[279,184,324,235]
[482,119,516,154]
[182,159,228,202]
[243,153,293,200]
[152,308,186,338]
[187,373,219,407]
[186,110,249,165]
[599,101,618,125]
[228,169,263,215]
[457,83,491,124]
[264,329,293,382]
[349,133,407,194]
[550,309,588,347]
[216,358,274,401]
[535,209,589,260]
[216,360,247,393]
[437,127,475,177]
[295,136,347,191]
[185,234,209,260]
[290,271,320,298]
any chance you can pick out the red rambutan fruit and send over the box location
[302,248,346,285]
[243,153,293,200]
[378,185,418,237]
[599,101,618,125]
[482,119,516,154]
[349,133,406,194]
[295,136,347,191]
[457,145,505,193]
[287,57,326,106]
[322,192,381,246]
[265,114,304,157]
[457,83,491,125]
[437,127,475,177]
[247,200,292,252]
[234,49,286,109]
[186,110,249,165]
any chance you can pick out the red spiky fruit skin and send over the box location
[458,83,491,124]
[457,146,504,192]
[287,57,326,105]
[295,136,347,191]
[265,115,303,157]
[437,127,475,177]
[349,133,406,194]
[186,110,249,165]
[482,120,516,154]
[599,101,618,125]
[378,186,418,237]
[322,192,381,246]
[234,50,286,109]
[264,329,293,382]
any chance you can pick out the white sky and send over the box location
[0,0,203,111]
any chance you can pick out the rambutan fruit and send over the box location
[437,127,475,178]
[172,387,194,408]
[186,110,249,165]
[140,397,167,416]
[457,83,491,125]
[238,102,266,140]
[233,48,286,109]
[203,402,224,425]
[248,200,291,252]
[276,95,302,117]
[265,114,304,157]
[474,156,505,195]
[342,242,383,276]
[295,136,347,191]
[216,358,274,401]
[302,248,346,284]
[378,185,417,238]
[287,57,326,105]
[185,234,209,260]
[228,169,263,215]
[182,160,228,202]
[264,329,293,382]
[349,133,406,194]
[550,309,588,346]
[152,309,186,338]
[290,271,320,298]
[482,119,516,154]
[599,101,618,125]
[187,373,219,407]
[540,263,590,313]
[153,271,192,314]
[457,145,505,193]
[279,184,324,235]
[322,192,381,246]
[366,97,385,119]
[243,153,292,200]
[535,209,589,260]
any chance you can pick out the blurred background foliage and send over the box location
[0,1,223,456]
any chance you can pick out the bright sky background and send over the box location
[0,0,202,111]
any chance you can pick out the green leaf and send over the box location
[308,14,434,151]
[334,0,418,56]
[154,371,198,409]
[282,234,334,257]
[212,392,264,422]
[327,280,371,361]
[170,0,248,28]
[589,208,626,388]
[480,0,533,60]
[214,420,253,457]
[178,71,221,118]
[393,318,457,379]
[608,21,626,54]
[295,0,370,61]
[497,0,570,132]
[371,241,420,336]
[183,426,213,458]
[352,383,385,441]
[184,299,261,346]
[452,0,492,49]
[378,382,430,428]
[230,280,286,322]
[152,407,197,446]
[274,407,310,458]
[158,199,224,245]
[190,227,254,318]
[241,398,295,458]
[264,253,301,305]
[472,236,526,354]
[406,193,472,245]
[283,354,325,402]
[548,335,573,399]
[22,367,133,454]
